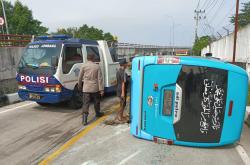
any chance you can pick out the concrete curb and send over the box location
[0,95,8,106]
[6,93,21,104]
[0,93,21,107]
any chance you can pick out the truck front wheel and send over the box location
[36,102,50,106]
[68,87,83,109]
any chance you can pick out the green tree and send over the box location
[55,24,115,42]
[103,32,114,41]
[57,27,77,36]
[0,0,48,35]
[77,25,104,40]
[192,36,211,56]
[231,2,250,28]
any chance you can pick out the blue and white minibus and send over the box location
[130,56,248,147]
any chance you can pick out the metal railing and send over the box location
[0,34,32,47]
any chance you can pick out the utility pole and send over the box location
[169,26,172,48]
[194,9,205,41]
[1,0,9,35]
[166,15,174,55]
[232,0,240,63]
[172,23,175,55]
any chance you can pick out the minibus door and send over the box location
[142,64,182,140]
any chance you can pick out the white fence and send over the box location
[201,24,250,63]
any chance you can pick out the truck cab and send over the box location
[16,35,119,108]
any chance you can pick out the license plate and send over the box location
[163,90,173,116]
[29,93,41,100]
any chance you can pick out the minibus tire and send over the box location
[68,87,83,109]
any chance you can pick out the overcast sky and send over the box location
[9,0,250,46]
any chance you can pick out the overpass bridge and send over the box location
[116,42,192,58]
[0,34,192,58]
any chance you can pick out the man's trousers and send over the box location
[82,92,101,115]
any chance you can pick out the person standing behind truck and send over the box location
[78,53,104,125]
[116,61,128,121]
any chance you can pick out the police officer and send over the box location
[78,53,104,125]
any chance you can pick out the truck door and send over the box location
[85,46,105,84]
[142,64,228,143]
[60,44,83,90]
[97,40,119,88]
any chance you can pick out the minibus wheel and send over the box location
[68,86,83,109]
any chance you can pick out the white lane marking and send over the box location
[0,102,35,114]
[96,127,129,145]
[81,160,97,165]
[236,145,250,165]
[117,150,141,165]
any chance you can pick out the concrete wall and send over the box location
[0,47,24,80]
[0,47,25,95]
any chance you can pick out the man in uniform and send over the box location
[116,60,128,121]
[78,53,104,125]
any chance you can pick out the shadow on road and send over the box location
[33,93,117,114]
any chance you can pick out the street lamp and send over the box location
[165,15,174,55]
[165,15,181,55]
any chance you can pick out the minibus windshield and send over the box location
[175,65,228,142]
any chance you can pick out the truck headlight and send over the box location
[44,85,61,93]
[18,85,27,90]
[55,85,61,92]
[50,88,56,92]
[45,87,50,92]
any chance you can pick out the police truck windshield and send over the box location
[18,43,62,75]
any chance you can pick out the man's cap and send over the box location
[119,60,128,65]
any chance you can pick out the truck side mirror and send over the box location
[51,56,59,67]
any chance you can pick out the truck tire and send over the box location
[68,87,83,109]
[36,102,50,106]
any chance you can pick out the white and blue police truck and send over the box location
[16,35,119,109]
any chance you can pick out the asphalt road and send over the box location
[0,96,250,165]
[52,117,250,165]
[0,95,118,165]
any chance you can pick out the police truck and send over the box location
[16,35,119,109]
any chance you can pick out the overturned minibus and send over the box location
[130,56,248,147]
